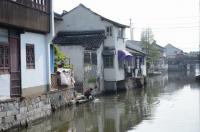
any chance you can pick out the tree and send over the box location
[140,28,160,68]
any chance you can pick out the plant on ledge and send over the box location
[88,76,97,84]
[54,45,73,71]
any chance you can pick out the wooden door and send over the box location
[10,37,21,97]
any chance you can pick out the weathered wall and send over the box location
[0,88,74,131]
[59,46,84,82]
[0,96,51,131]
[0,74,10,97]
[20,32,48,95]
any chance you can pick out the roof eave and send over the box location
[101,17,129,28]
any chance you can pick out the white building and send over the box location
[0,0,54,98]
[54,4,130,93]
[165,44,183,58]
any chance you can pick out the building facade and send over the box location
[54,4,130,93]
[0,0,54,98]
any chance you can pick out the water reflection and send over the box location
[18,72,200,132]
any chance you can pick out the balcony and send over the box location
[0,0,50,33]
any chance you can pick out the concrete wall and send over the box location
[0,75,10,96]
[59,46,84,82]
[20,32,48,91]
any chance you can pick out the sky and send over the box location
[54,0,199,52]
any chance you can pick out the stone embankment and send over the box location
[0,88,74,131]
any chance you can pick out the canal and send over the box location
[19,72,200,132]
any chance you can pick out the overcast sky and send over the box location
[54,0,199,52]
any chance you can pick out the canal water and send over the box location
[19,72,200,132]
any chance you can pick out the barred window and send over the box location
[104,55,114,68]
[26,44,35,69]
[10,0,48,12]
[0,44,9,74]
[0,28,9,74]
[84,51,97,65]
[106,26,112,36]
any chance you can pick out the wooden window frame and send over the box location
[26,44,35,69]
[106,26,113,36]
[10,0,49,13]
[0,43,10,74]
[118,28,124,38]
[84,51,97,65]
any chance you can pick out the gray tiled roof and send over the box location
[53,30,106,50]
[126,40,145,54]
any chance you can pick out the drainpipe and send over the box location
[46,0,55,92]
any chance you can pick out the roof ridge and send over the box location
[62,3,129,28]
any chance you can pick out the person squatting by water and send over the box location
[84,88,94,100]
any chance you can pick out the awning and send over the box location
[118,50,133,61]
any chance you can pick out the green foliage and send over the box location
[54,45,73,71]
[140,28,160,65]
[88,76,96,83]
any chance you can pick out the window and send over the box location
[26,44,35,69]
[84,52,90,64]
[0,28,8,43]
[11,0,48,12]
[84,51,97,65]
[0,45,9,73]
[106,26,112,36]
[91,52,97,65]
[0,28,9,74]
[104,55,114,68]
[118,28,123,38]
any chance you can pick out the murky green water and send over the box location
[19,72,200,132]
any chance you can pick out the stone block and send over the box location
[20,107,27,113]
[0,112,6,118]
[14,102,19,108]
[5,116,14,123]
[27,105,33,111]
[20,119,27,126]
[8,103,14,110]
[16,114,22,120]
[6,111,12,116]
[6,110,18,116]
[39,102,44,107]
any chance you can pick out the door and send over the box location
[10,37,21,97]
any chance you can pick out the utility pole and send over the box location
[198,0,200,118]
[130,19,134,40]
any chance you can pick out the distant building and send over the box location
[189,51,199,57]
[126,40,147,77]
[165,44,183,58]
[152,43,168,72]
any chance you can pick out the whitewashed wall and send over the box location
[113,27,126,81]
[20,32,48,89]
[0,74,10,96]
[55,6,105,33]
[59,46,84,82]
